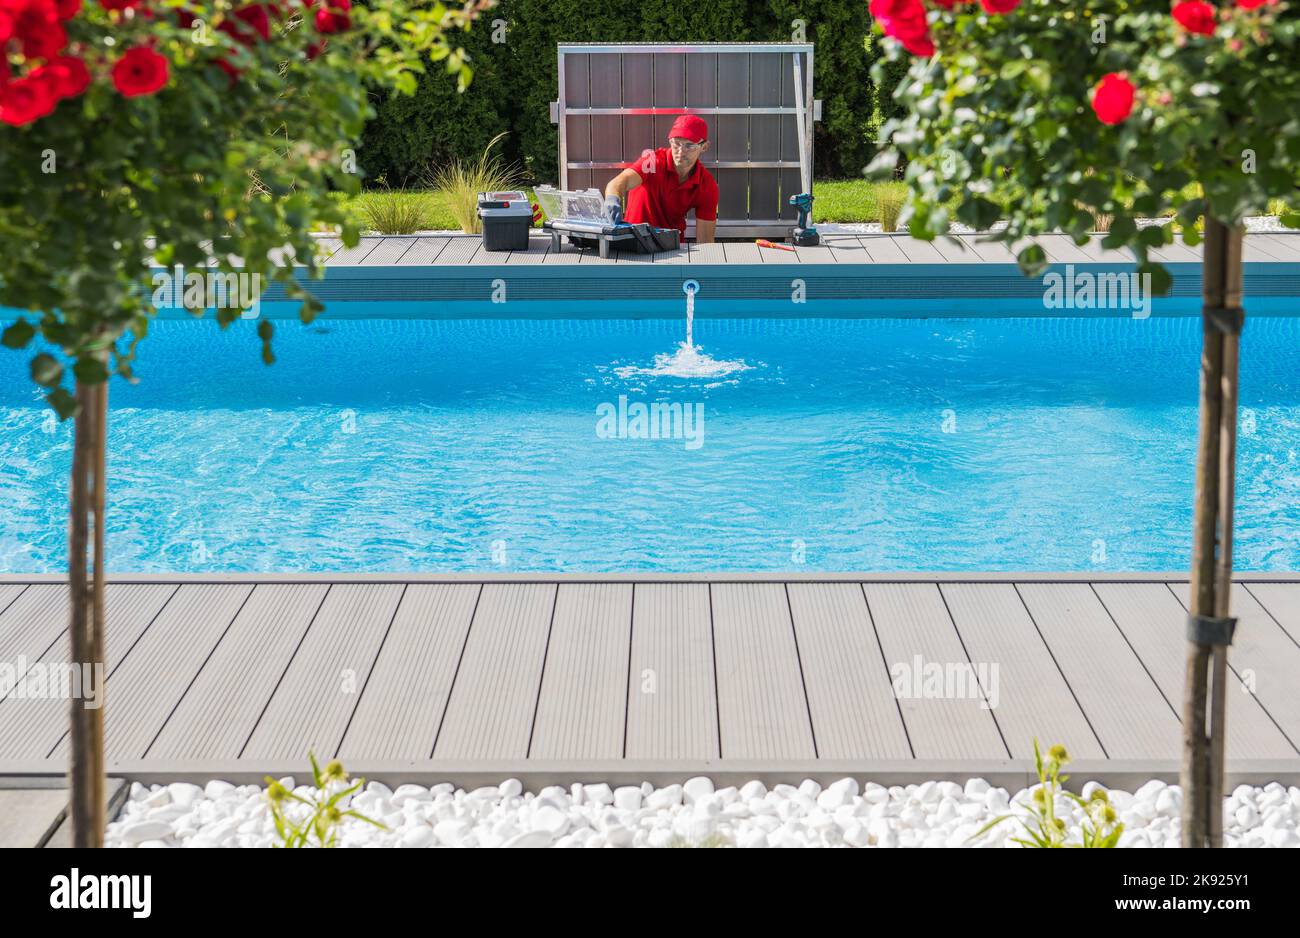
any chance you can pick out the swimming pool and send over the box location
[1,316,1298,572]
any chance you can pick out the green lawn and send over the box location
[331,181,1291,235]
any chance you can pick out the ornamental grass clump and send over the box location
[428,131,524,233]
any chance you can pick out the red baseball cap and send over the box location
[668,114,708,143]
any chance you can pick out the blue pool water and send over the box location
[1,316,1298,573]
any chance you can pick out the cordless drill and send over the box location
[788,193,819,247]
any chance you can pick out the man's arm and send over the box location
[695,218,716,244]
[604,168,642,201]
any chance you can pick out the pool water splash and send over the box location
[613,341,753,380]
[614,283,752,380]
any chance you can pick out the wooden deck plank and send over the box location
[324,238,381,266]
[1254,233,1300,262]
[433,583,556,760]
[0,585,66,669]
[240,583,404,761]
[710,583,816,760]
[0,789,67,848]
[0,584,26,618]
[893,237,948,264]
[542,238,587,265]
[818,236,874,263]
[688,242,727,265]
[1242,582,1300,646]
[858,235,911,263]
[1243,236,1286,262]
[624,583,719,761]
[146,583,330,761]
[1016,583,1180,759]
[1039,234,1097,264]
[529,584,632,760]
[940,583,1104,759]
[958,235,1020,264]
[1148,239,1200,263]
[504,235,551,266]
[862,583,1007,760]
[1092,583,1295,759]
[0,584,176,761]
[927,236,983,264]
[653,247,691,265]
[786,583,911,759]
[337,584,480,761]
[397,237,451,265]
[722,242,764,264]
[47,584,253,762]
[1171,583,1300,752]
[1069,236,1132,262]
[434,237,482,266]
[791,242,838,263]
[357,238,414,266]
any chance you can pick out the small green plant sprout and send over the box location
[967,740,1124,848]
[265,753,388,848]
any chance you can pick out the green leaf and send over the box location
[72,357,109,385]
[47,387,78,420]
[1016,244,1048,277]
[30,354,62,388]
[1139,261,1173,297]
[2,318,36,350]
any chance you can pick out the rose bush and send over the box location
[868,0,1298,282]
[0,0,492,847]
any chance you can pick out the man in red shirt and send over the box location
[602,114,719,243]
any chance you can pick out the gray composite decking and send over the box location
[2,575,1299,788]
[311,231,1300,268]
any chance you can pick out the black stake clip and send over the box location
[1203,305,1245,335]
[1186,613,1237,646]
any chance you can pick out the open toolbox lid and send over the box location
[533,185,606,225]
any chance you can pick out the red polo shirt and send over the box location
[622,147,719,237]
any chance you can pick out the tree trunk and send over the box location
[1181,218,1243,848]
[68,377,108,847]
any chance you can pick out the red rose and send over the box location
[233,4,271,40]
[0,8,14,44]
[0,72,58,125]
[305,39,325,60]
[1172,0,1216,35]
[98,0,143,10]
[55,0,79,17]
[1091,72,1135,125]
[6,0,67,60]
[1237,0,1278,8]
[31,54,89,99]
[870,0,933,55]
[314,0,350,34]
[111,45,169,97]
[980,0,1020,12]
[215,58,240,81]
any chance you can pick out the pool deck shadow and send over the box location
[1,573,1298,788]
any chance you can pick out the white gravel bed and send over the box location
[103,776,1300,848]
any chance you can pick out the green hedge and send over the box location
[360,2,895,186]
